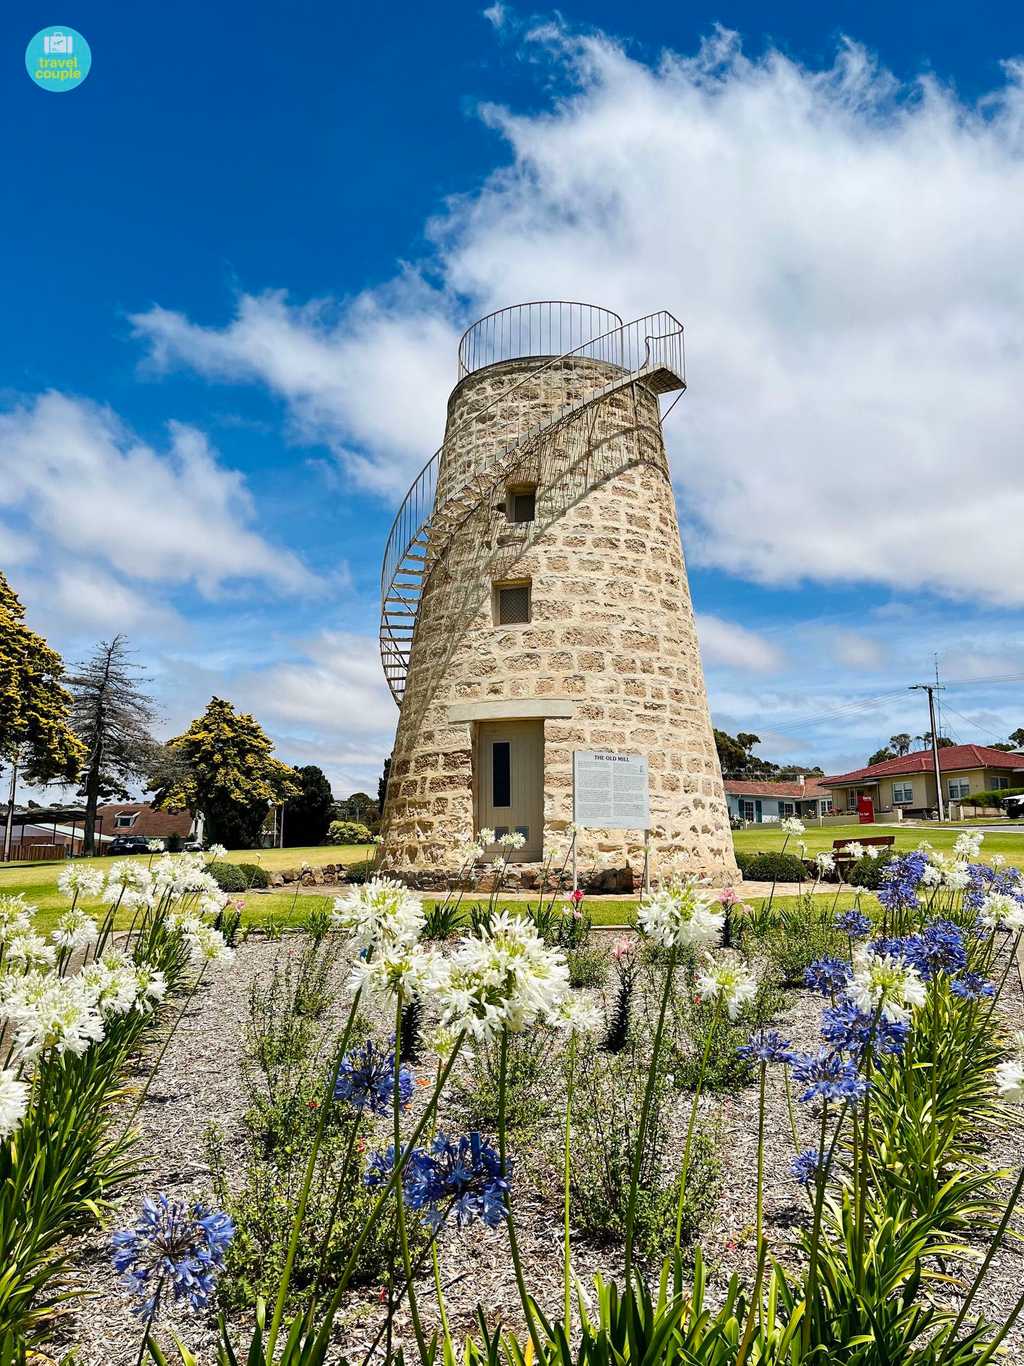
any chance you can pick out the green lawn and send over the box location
[0,845,375,933]
[732,821,1024,870]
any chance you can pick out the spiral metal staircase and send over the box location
[379,303,686,706]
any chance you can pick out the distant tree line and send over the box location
[713,728,823,781]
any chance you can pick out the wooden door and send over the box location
[477,720,544,861]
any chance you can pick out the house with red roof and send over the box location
[819,745,1024,819]
[723,776,834,824]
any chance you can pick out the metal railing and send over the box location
[457,301,624,378]
[380,307,686,703]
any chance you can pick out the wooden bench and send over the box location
[833,835,894,856]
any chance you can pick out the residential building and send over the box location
[724,776,833,824]
[820,745,1024,818]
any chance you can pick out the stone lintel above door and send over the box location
[447,698,576,724]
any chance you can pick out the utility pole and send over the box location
[910,683,946,822]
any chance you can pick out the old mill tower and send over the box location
[378,302,737,887]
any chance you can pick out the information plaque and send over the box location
[572,751,650,830]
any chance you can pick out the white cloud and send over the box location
[130,24,1024,606]
[0,391,313,597]
[828,629,886,670]
[237,630,396,736]
[131,285,458,496]
[696,613,785,672]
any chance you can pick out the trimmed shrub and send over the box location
[742,851,807,883]
[325,820,374,845]
[236,862,270,889]
[846,852,896,890]
[207,861,249,893]
[733,849,757,876]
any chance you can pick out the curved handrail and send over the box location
[380,310,685,703]
[457,301,625,378]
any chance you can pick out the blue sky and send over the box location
[4,0,1024,796]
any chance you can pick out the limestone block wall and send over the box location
[379,353,738,886]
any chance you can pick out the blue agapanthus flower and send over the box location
[791,1149,825,1186]
[950,971,995,1001]
[111,1194,234,1318]
[835,909,872,939]
[334,1039,414,1115]
[820,1000,908,1059]
[789,1049,869,1104]
[737,1028,793,1065]
[888,920,966,981]
[366,1132,509,1230]
[803,957,853,997]
[963,863,1024,912]
[877,850,929,915]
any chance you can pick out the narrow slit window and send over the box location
[497,583,531,625]
[492,742,511,807]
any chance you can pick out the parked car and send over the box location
[107,835,152,855]
[1003,794,1024,820]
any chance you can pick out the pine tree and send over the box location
[0,572,85,854]
[154,697,300,849]
[282,765,334,846]
[67,635,159,855]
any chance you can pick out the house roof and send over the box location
[821,745,1024,788]
[96,803,194,838]
[724,778,830,799]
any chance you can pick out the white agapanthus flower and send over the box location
[552,995,603,1035]
[78,951,142,1017]
[850,950,927,1023]
[478,828,496,846]
[348,943,444,1002]
[147,839,165,853]
[844,842,866,861]
[5,977,105,1060]
[695,957,758,1020]
[186,924,234,966]
[5,930,56,969]
[0,895,33,944]
[865,846,880,860]
[979,893,1024,933]
[637,880,724,951]
[942,867,971,892]
[436,912,569,1042]
[133,964,168,1010]
[0,1068,30,1139]
[57,865,106,902]
[453,835,485,866]
[995,1059,1024,1103]
[815,852,836,874]
[991,853,1007,868]
[781,817,806,836]
[498,831,526,850]
[954,831,984,861]
[206,844,228,860]
[50,908,99,952]
[0,1059,28,1123]
[105,861,153,895]
[920,863,943,887]
[423,1023,459,1061]
[332,878,425,950]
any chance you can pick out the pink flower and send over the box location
[718,887,739,906]
[611,936,631,960]
[570,888,585,905]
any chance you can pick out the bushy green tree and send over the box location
[333,791,378,825]
[0,573,86,854]
[154,697,299,849]
[282,765,334,846]
[868,746,895,766]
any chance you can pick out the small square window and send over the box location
[948,778,970,800]
[114,813,137,828]
[508,488,536,523]
[497,583,531,625]
[892,783,914,804]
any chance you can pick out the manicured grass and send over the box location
[732,821,1024,870]
[0,845,375,933]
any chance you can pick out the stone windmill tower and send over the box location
[378,302,737,887]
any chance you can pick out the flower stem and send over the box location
[674,1001,720,1253]
[624,946,677,1284]
[120,963,208,1140]
[394,996,429,1361]
[564,1030,577,1329]
[264,987,364,1361]
[499,1028,543,1358]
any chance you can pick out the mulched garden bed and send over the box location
[48,932,1024,1364]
